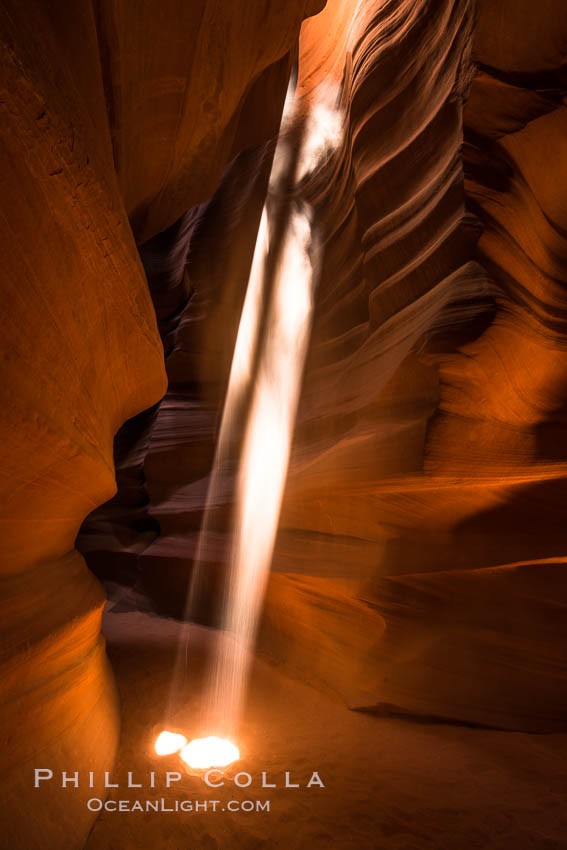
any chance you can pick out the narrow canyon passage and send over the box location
[2,0,567,848]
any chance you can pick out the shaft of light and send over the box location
[160,80,343,754]
[202,204,316,737]
[161,174,272,732]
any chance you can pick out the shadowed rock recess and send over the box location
[2,0,567,846]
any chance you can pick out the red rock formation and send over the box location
[4,0,567,845]
[0,3,166,847]
[263,0,487,713]
[264,0,567,731]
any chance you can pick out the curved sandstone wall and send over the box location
[265,0,567,730]
[0,2,166,847]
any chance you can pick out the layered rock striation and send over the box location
[266,0,567,730]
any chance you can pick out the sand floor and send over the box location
[85,610,567,850]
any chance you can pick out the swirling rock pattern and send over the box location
[263,0,567,731]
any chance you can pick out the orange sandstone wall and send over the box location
[0,2,166,847]
[95,0,326,242]
[263,0,567,731]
